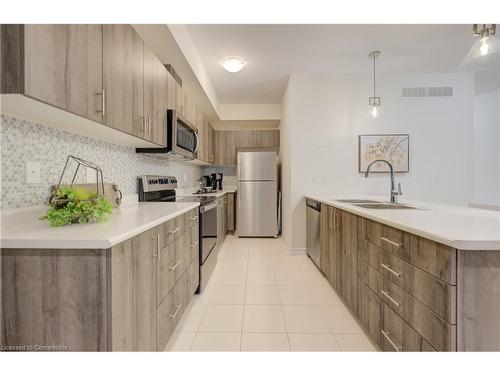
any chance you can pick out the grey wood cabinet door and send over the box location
[216,130,237,165]
[143,45,167,146]
[340,210,358,313]
[319,203,332,283]
[110,227,158,351]
[23,24,103,122]
[237,130,280,149]
[103,24,144,137]
[207,122,215,163]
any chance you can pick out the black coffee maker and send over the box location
[211,173,223,190]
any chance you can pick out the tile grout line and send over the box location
[239,240,249,351]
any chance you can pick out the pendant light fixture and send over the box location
[368,50,381,118]
[460,24,500,71]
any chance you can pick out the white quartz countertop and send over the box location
[176,186,237,198]
[304,195,500,250]
[0,202,199,249]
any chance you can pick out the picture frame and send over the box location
[358,134,410,173]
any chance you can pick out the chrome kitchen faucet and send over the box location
[365,159,403,204]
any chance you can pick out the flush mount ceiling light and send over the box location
[460,24,500,71]
[368,50,381,118]
[221,57,245,73]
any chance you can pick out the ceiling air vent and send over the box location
[402,86,453,97]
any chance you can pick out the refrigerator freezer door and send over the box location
[237,181,277,237]
[238,151,277,181]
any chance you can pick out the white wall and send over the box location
[472,67,500,208]
[282,72,475,252]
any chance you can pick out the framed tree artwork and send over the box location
[358,134,409,173]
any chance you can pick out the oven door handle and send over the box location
[193,131,200,154]
[201,201,218,212]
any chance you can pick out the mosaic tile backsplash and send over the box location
[0,115,202,209]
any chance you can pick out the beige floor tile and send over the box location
[246,270,276,285]
[275,271,307,286]
[243,305,286,333]
[215,270,247,285]
[303,271,329,286]
[248,252,275,260]
[278,286,317,305]
[198,305,244,332]
[247,260,274,271]
[191,332,241,351]
[272,260,304,271]
[224,251,249,261]
[335,334,377,351]
[245,285,281,304]
[220,260,248,271]
[288,333,341,351]
[209,285,246,305]
[282,305,331,333]
[310,285,344,306]
[320,306,364,334]
[165,331,195,351]
[241,333,290,351]
[175,304,207,332]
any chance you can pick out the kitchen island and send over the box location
[1,201,200,351]
[305,195,500,351]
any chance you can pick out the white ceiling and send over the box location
[186,24,475,105]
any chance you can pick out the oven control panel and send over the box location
[138,175,178,193]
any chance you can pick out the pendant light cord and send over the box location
[373,54,376,98]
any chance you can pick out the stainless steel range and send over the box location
[138,175,218,293]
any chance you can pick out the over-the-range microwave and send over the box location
[136,109,199,160]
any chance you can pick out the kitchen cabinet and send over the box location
[143,45,168,146]
[206,121,216,163]
[1,24,103,122]
[236,129,280,149]
[217,195,227,246]
[339,210,358,313]
[1,209,200,351]
[102,24,144,137]
[226,193,236,233]
[319,205,341,290]
[215,130,238,165]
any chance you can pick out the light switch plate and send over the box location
[26,161,41,184]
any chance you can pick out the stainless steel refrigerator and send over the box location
[237,150,279,237]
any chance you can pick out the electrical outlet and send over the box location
[26,161,41,184]
[86,167,96,183]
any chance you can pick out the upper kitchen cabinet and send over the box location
[143,45,168,146]
[215,130,238,165]
[102,25,144,138]
[236,129,280,149]
[206,120,215,163]
[1,24,103,122]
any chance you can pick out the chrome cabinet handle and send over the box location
[381,236,401,249]
[190,215,199,221]
[169,226,181,235]
[381,330,402,352]
[169,304,182,319]
[381,289,401,308]
[190,240,199,248]
[169,260,182,271]
[381,263,403,277]
[153,234,160,260]
[96,90,106,116]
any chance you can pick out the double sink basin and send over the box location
[335,199,419,210]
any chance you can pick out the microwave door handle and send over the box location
[193,131,200,154]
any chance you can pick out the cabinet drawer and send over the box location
[173,272,188,327]
[381,303,435,352]
[187,255,200,297]
[362,284,382,348]
[175,230,191,279]
[157,239,177,306]
[185,208,199,229]
[365,241,456,323]
[188,224,199,263]
[366,220,456,284]
[162,214,186,246]
[156,289,176,351]
[365,263,456,350]
[367,220,410,259]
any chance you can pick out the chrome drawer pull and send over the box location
[190,215,199,221]
[381,289,401,308]
[381,330,402,352]
[190,240,199,248]
[169,304,182,319]
[169,260,182,271]
[381,263,403,277]
[169,226,181,235]
[381,236,401,248]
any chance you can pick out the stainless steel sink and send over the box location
[352,203,418,209]
[336,199,382,204]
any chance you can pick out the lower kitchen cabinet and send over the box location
[226,192,236,233]
[317,203,462,351]
[0,209,200,351]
